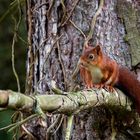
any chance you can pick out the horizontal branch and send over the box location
[0,89,132,114]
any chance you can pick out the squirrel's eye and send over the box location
[88,54,95,60]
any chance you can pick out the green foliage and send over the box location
[0,110,14,140]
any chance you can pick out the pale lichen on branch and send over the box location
[0,88,133,135]
[0,88,132,114]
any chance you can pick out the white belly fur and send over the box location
[89,66,103,84]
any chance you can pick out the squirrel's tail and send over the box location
[116,66,140,114]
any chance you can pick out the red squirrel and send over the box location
[77,44,140,114]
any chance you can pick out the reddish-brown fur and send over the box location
[80,67,93,88]
[80,45,119,87]
[79,45,140,114]
[117,66,140,114]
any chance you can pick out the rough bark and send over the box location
[25,0,140,139]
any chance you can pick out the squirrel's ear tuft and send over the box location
[95,45,101,55]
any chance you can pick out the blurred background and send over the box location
[0,0,27,139]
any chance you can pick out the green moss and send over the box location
[117,0,140,66]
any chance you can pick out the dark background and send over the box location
[0,1,26,139]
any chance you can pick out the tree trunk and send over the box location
[25,0,140,139]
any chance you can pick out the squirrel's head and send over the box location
[79,45,103,68]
